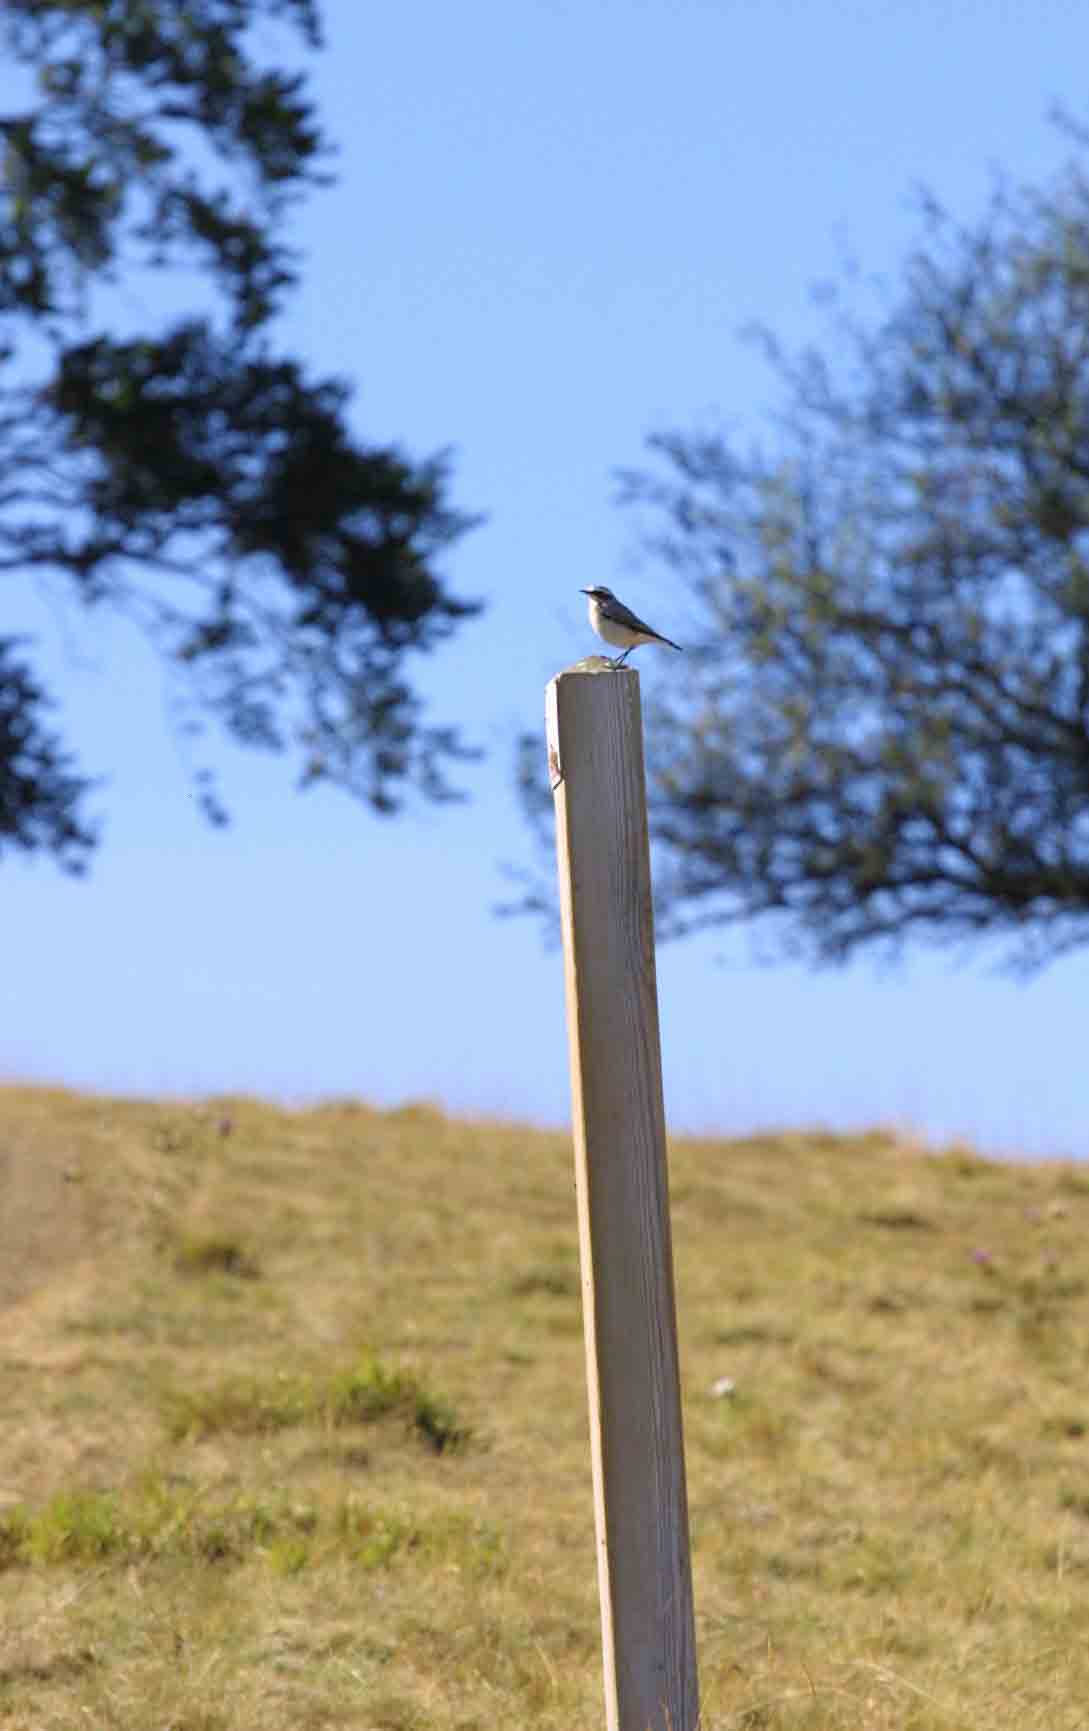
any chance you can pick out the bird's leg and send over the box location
[611,647,632,669]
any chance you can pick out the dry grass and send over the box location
[1,1085,1089,1727]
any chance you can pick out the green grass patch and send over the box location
[160,1355,469,1451]
[172,1234,262,1279]
[0,1479,500,1577]
[334,1501,505,1576]
[0,1491,125,1566]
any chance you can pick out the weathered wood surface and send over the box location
[547,664,699,1731]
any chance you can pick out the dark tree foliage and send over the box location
[0,634,95,865]
[0,0,479,869]
[609,139,1089,971]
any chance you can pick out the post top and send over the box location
[548,657,639,685]
[545,660,642,791]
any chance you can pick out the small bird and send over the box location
[581,585,682,668]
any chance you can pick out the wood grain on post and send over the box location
[546,662,699,1731]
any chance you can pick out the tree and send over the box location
[614,137,1089,970]
[0,0,479,871]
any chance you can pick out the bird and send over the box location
[581,585,682,668]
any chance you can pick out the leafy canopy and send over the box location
[0,0,480,870]
[619,136,1089,970]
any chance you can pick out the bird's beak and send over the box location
[579,587,591,595]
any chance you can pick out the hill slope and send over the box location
[1,1087,1088,1728]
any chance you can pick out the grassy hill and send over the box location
[2,1086,1089,1729]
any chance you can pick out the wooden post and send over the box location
[546,662,699,1731]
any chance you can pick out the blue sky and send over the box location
[3,0,1088,1156]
